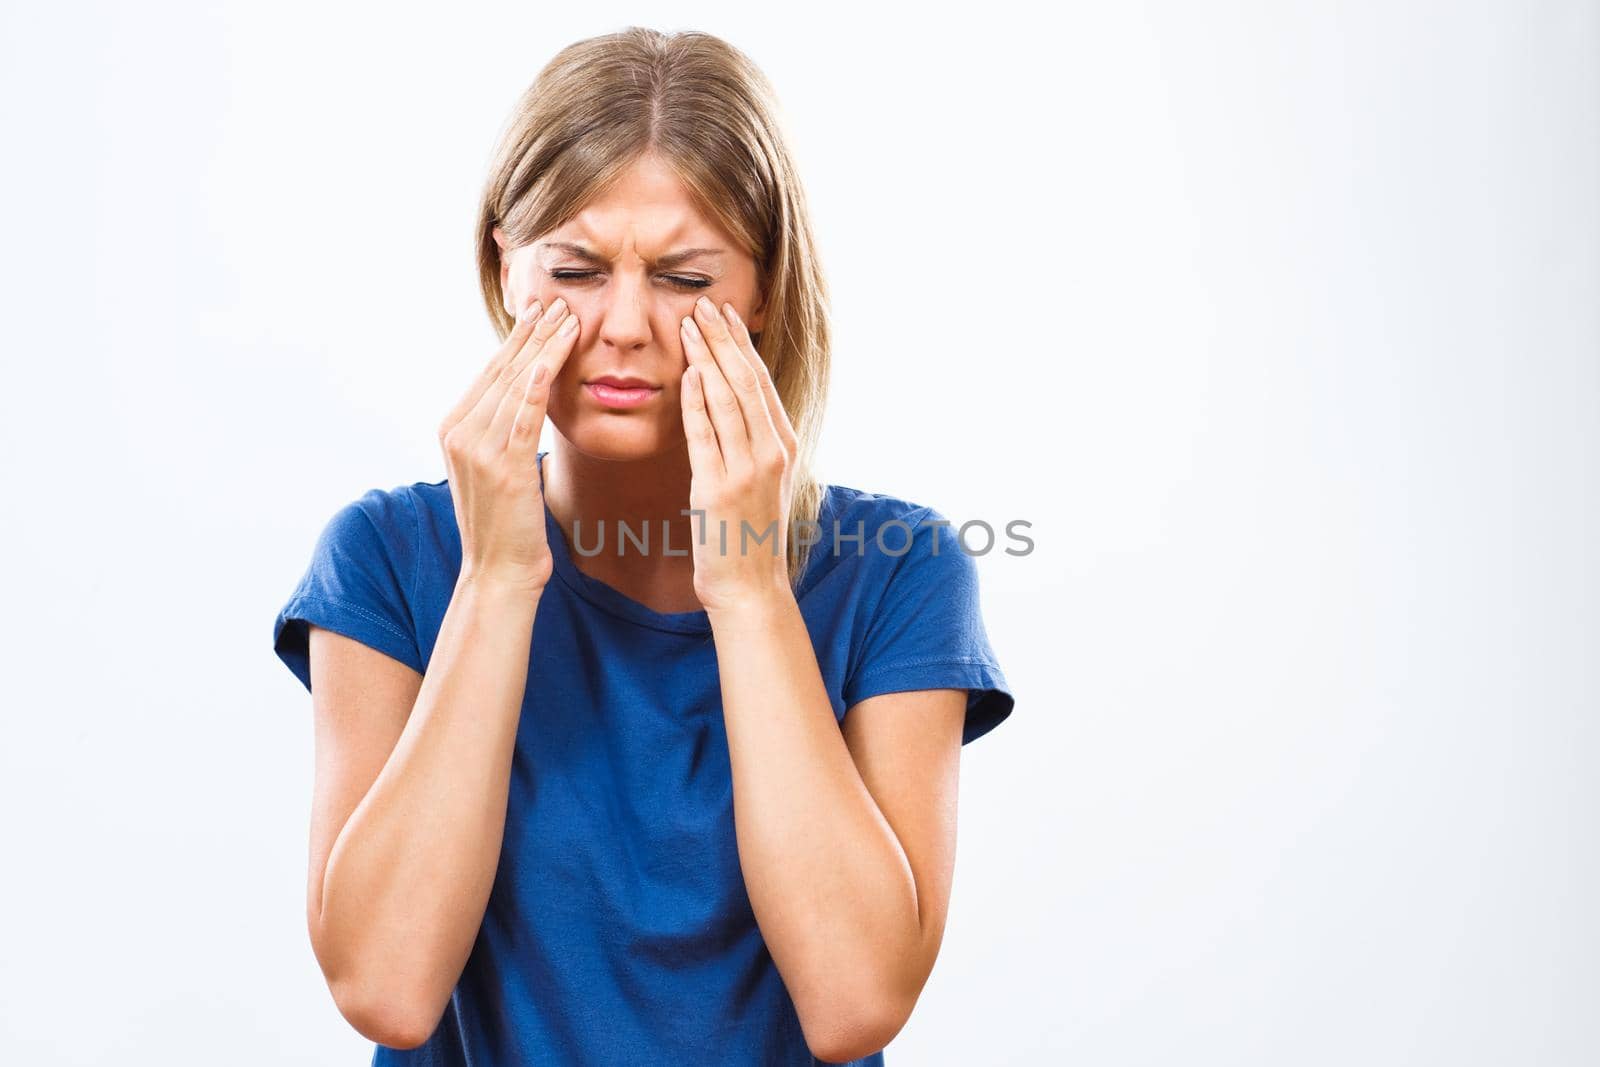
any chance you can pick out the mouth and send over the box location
[584,376,663,409]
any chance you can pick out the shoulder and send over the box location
[823,478,1015,742]
[274,480,435,690]
[798,479,981,615]
[814,480,962,567]
[401,478,452,528]
[344,481,421,529]
[817,480,938,537]
[316,481,426,551]
[309,479,454,581]
[298,484,428,599]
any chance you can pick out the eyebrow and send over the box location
[536,241,726,269]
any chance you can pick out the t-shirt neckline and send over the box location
[537,451,715,635]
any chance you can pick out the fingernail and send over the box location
[696,295,715,317]
[559,313,579,334]
[544,297,568,321]
[723,303,741,327]
[519,301,542,324]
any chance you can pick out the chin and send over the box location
[550,397,683,461]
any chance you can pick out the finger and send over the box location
[439,299,542,435]
[709,300,788,470]
[692,297,770,447]
[721,301,799,458]
[495,306,580,451]
[452,298,554,440]
[681,313,750,467]
[679,364,726,480]
[464,299,570,445]
[503,357,554,467]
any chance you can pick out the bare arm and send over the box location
[303,294,579,1048]
[709,593,966,1063]
[306,575,538,1049]
[674,297,966,1061]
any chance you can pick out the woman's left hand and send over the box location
[679,295,797,615]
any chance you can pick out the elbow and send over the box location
[801,994,913,1065]
[312,915,446,1050]
[329,975,444,1051]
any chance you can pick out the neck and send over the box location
[541,433,697,569]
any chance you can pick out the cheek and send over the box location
[507,260,540,301]
[518,283,709,348]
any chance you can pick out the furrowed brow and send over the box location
[655,247,726,269]
[537,241,726,269]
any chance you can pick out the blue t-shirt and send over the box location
[272,451,1014,1065]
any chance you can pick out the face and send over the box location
[493,152,768,461]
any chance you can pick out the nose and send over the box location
[593,270,654,354]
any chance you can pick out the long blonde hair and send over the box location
[473,27,832,591]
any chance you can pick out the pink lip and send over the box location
[584,381,662,409]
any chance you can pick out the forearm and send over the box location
[318,575,539,1022]
[708,589,924,1037]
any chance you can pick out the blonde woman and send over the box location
[272,27,1014,1066]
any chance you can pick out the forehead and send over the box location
[539,155,731,259]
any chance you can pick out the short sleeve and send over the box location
[272,487,426,693]
[842,506,1016,745]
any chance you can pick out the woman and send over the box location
[272,27,1014,1066]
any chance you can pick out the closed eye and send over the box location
[550,270,712,291]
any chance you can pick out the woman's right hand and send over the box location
[437,297,579,592]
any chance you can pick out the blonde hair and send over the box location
[474,27,832,591]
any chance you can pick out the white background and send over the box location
[2,2,1595,1063]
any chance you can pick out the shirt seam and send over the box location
[402,485,422,618]
[852,656,1004,676]
[554,571,715,636]
[282,592,412,644]
[353,499,419,638]
[545,470,713,635]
